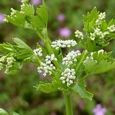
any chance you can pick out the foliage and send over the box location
[0,0,115,115]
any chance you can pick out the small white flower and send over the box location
[98,49,104,54]
[90,33,95,40]
[4,56,16,74]
[107,25,115,32]
[37,54,57,77]
[10,8,17,16]
[33,48,42,56]
[60,68,76,87]
[94,28,102,35]
[62,50,81,66]
[0,56,6,62]
[6,57,15,65]
[90,28,109,40]
[75,30,84,39]
[51,40,77,49]
[96,12,106,26]
[98,12,106,20]
[45,54,57,63]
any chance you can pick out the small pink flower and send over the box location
[0,13,5,24]
[57,14,65,22]
[59,27,71,38]
[31,0,41,5]
[93,104,106,115]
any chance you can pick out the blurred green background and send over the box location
[0,0,115,115]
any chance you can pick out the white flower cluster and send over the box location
[51,40,77,49]
[107,25,115,32]
[96,12,106,26]
[60,68,76,87]
[33,48,42,57]
[5,8,17,22]
[37,54,57,76]
[90,28,109,40]
[83,49,104,64]
[20,3,25,12]
[62,50,81,66]
[10,8,17,16]
[75,30,84,39]
[5,57,16,73]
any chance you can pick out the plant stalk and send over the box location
[64,92,73,115]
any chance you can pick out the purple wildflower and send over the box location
[57,14,65,22]
[93,104,107,115]
[59,27,71,38]
[31,0,41,5]
[0,13,5,24]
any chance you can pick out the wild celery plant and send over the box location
[0,0,115,115]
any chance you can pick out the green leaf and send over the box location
[35,81,58,93]
[36,3,48,26]
[84,60,115,74]
[0,43,14,54]
[6,4,33,29]
[0,108,9,115]
[83,7,99,32]
[108,19,115,26]
[73,81,93,101]
[30,3,48,35]
[21,3,34,16]
[13,38,32,51]
[7,11,26,27]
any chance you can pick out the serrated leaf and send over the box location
[73,81,93,101]
[84,60,115,74]
[30,16,45,31]
[0,43,14,53]
[7,11,26,27]
[21,4,34,16]
[30,3,48,35]
[36,3,48,26]
[6,4,33,29]
[83,7,99,32]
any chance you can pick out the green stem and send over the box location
[37,32,61,70]
[76,50,87,71]
[64,93,73,115]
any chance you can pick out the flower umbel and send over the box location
[62,50,81,66]
[96,12,106,26]
[60,68,76,87]
[33,48,42,56]
[51,40,77,49]
[75,30,84,39]
[37,54,57,76]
